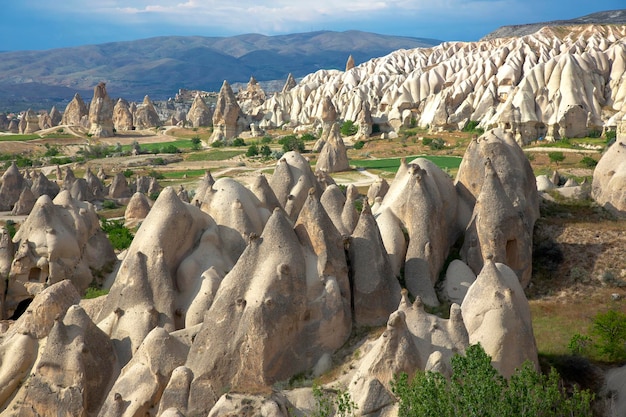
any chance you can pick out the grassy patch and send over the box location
[0,134,40,141]
[185,150,244,161]
[350,155,462,173]
[161,169,208,179]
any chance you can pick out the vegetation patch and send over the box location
[350,155,461,173]
[185,150,244,161]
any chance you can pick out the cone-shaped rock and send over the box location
[0,162,25,210]
[134,95,161,129]
[62,93,88,126]
[88,82,115,137]
[592,132,626,216]
[209,80,241,144]
[113,98,134,131]
[187,94,212,128]
[316,123,350,173]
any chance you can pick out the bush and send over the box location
[462,120,485,134]
[100,218,134,251]
[232,138,246,147]
[260,145,272,157]
[191,136,202,150]
[605,130,616,144]
[123,169,134,178]
[580,156,597,168]
[391,343,593,417]
[246,144,259,157]
[211,140,225,148]
[548,151,565,165]
[4,220,17,239]
[161,144,180,154]
[340,120,358,136]
[423,137,445,150]
[353,140,365,150]
[152,157,165,166]
[592,309,626,361]
[261,135,273,144]
[300,133,316,142]
[148,170,165,179]
[102,200,117,210]
[84,287,109,299]
[278,135,305,153]
[44,143,60,157]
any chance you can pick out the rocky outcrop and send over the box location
[61,93,88,126]
[237,76,266,114]
[592,128,626,216]
[282,73,297,93]
[21,109,39,134]
[461,260,539,377]
[0,162,25,211]
[11,187,36,215]
[49,106,62,126]
[109,172,132,199]
[209,80,242,144]
[316,123,350,173]
[257,26,626,141]
[88,82,115,137]
[5,192,116,317]
[113,98,134,131]
[134,95,161,129]
[125,192,152,225]
[187,94,212,128]
[346,54,355,71]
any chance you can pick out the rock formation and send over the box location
[61,93,88,126]
[109,172,132,199]
[0,162,25,211]
[316,123,350,173]
[282,73,297,93]
[49,106,62,126]
[5,192,116,317]
[134,95,161,129]
[592,129,626,216]
[113,98,134,131]
[186,94,212,128]
[125,191,152,226]
[209,80,242,144]
[88,82,115,137]
[11,187,36,215]
[346,54,355,71]
[20,109,39,134]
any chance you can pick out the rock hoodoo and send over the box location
[88,82,115,138]
[62,93,88,126]
[209,80,242,144]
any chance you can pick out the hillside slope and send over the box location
[0,31,440,111]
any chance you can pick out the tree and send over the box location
[191,136,202,150]
[391,344,593,417]
[246,144,259,157]
[340,120,358,136]
[548,151,565,165]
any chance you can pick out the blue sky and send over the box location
[1,1,624,51]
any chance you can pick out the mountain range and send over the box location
[0,31,440,112]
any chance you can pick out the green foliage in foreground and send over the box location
[312,384,358,417]
[100,218,134,251]
[391,344,593,417]
[570,309,626,362]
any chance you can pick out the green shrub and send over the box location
[152,157,165,166]
[592,309,626,361]
[161,144,180,154]
[580,156,597,167]
[211,140,225,148]
[100,218,134,251]
[548,151,565,165]
[102,200,117,210]
[278,135,305,153]
[605,130,616,144]
[148,170,165,179]
[232,138,246,147]
[260,145,272,157]
[84,287,109,299]
[261,135,273,144]
[354,140,365,150]
[4,220,17,239]
[340,120,358,136]
[300,133,317,142]
[44,143,60,157]
[391,343,593,417]
[191,136,202,150]
[50,157,74,165]
[568,333,593,356]
[312,384,357,417]
[462,120,485,134]
[424,137,445,150]
[246,144,259,157]
[123,169,134,178]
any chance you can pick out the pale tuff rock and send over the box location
[0,281,79,407]
[398,292,469,374]
[316,123,350,173]
[441,259,476,304]
[605,364,626,417]
[348,200,401,326]
[208,393,291,417]
[190,171,215,205]
[49,106,62,126]
[187,94,212,128]
[5,192,116,317]
[109,172,132,199]
[97,166,108,182]
[257,26,626,139]
[62,93,88,126]
[31,171,60,199]
[320,184,349,235]
[19,109,39,134]
[113,98,134,131]
[88,82,115,138]
[346,54,355,71]
[461,260,539,378]
[0,227,14,312]
[85,167,106,201]
[461,158,533,287]
[342,184,359,234]
[177,185,190,203]
[536,174,556,192]
[62,166,77,191]
[209,80,242,144]
[0,162,26,211]
[268,151,323,221]
[455,128,539,233]
[194,177,271,260]
[367,176,390,203]
[237,76,267,114]
[98,327,188,417]
[134,95,161,129]
[313,97,338,152]
[38,111,53,130]
[124,192,152,225]
[186,208,349,415]
[135,175,161,195]
[15,305,118,417]
[249,173,282,213]
[592,133,626,216]
[157,366,193,416]
[11,187,36,215]
[8,119,19,133]
[96,188,216,365]
[375,158,460,306]
[282,73,297,93]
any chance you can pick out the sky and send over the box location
[0,1,624,51]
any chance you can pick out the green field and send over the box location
[350,155,462,173]
[185,150,244,161]
[0,134,40,141]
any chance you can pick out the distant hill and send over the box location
[0,31,440,112]
[482,9,626,40]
